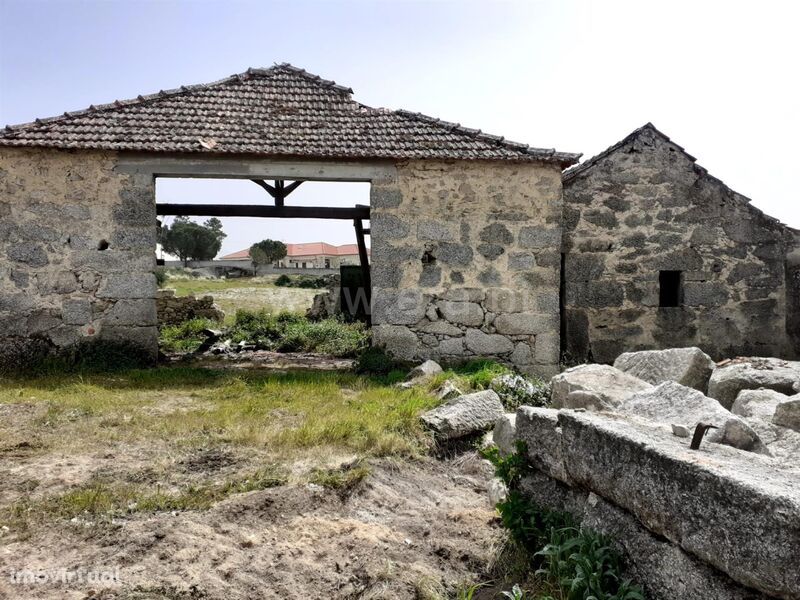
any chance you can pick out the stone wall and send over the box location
[516,407,799,599]
[156,289,224,326]
[370,159,563,377]
[0,147,157,367]
[562,126,798,363]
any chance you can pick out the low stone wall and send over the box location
[156,290,224,326]
[515,408,800,599]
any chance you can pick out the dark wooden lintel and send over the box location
[157,203,369,220]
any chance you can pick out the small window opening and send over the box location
[659,270,683,307]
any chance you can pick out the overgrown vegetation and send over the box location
[228,309,368,356]
[159,318,220,353]
[0,339,154,376]
[274,273,330,289]
[482,443,645,600]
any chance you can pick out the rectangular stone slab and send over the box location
[557,411,800,598]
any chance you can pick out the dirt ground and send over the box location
[0,361,506,600]
[0,453,500,599]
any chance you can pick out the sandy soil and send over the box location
[0,455,501,600]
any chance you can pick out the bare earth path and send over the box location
[0,456,498,599]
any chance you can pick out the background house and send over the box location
[220,242,369,270]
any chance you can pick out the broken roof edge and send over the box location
[0,63,353,136]
[563,122,799,235]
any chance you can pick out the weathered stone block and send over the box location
[438,337,464,355]
[8,242,48,267]
[484,288,533,314]
[464,328,513,355]
[372,324,420,361]
[516,407,570,482]
[417,221,454,241]
[683,281,729,307]
[372,290,426,325]
[105,299,157,326]
[551,364,653,410]
[613,347,716,393]
[371,213,410,240]
[436,300,484,327]
[479,223,513,244]
[518,226,560,249]
[557,411,800,598]
[63,299,92,325]
[421,389,504,440]
[96,273,157,299]
[708,358,800,410]
[370,187,402,208]
[494,312,558,335]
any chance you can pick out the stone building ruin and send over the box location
[562,124,800,363]
[0,66,797,374]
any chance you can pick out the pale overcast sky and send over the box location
[1,0,798,256]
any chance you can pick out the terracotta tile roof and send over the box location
[0,64,580,166]
[220,242,366,261]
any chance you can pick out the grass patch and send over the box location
[3,466,287,534]
[309,460,371,495]
[0,367,438,455]
[159,318,220,352]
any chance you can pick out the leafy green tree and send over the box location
[161,216,227,266]
[250,239,287,271]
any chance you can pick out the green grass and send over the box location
[3,466,288,534]
[423,359,514,396]
[159,317,220,352]
[0,367,439,456]
[166,277,278,297]
[228,309,369,356]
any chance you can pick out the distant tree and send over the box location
[250,239,287,272]
[160,216,227,266]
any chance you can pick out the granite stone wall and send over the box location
[0,147,157,367]
[562,127,798,363]
[156,289,224,326]
[371,159,564,377]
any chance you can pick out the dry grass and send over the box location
[0,366,440,539]
[163,276,318,322]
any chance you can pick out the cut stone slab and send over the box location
[708,357,800,410]
[773,398,800,433]
[619,381,766,453]
[614,346,715,393]
[492,413,516,455]
[731,389,790,423]
[515,406,570,483]
[551,364,652,411]
[420,390,504,440]
[520,472,772,600]
[557,410,800,598]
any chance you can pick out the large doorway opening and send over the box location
[148,165,374,358]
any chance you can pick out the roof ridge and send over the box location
[394,108,581,165]
[562,122,695,182]
[1,63,353,134]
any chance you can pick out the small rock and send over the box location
[671,423,690,438]
[488,478,508,505]
[492,413,517,455]
[399,360,443,388]
[435,380,463,401]
[420,390,505,440]
[490,374,549,409]
[773,399,800,432]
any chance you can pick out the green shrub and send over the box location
[159,318,219,353]
[274,274,292,287]
[354,346,406,376]
[454,359,513,389]
[154,267,168,288]
[274,274,328,289]
[228,309,368,357]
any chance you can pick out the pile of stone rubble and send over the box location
[415,348,800,599]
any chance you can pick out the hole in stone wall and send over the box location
[421,249,436,265]
[97,239,109,251]
[659,270,683,307]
